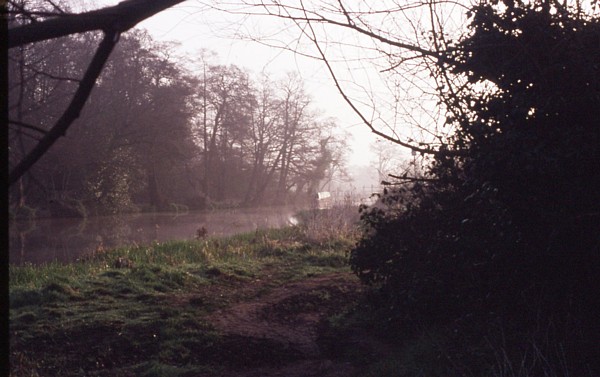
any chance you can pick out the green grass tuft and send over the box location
[9,225,357,376]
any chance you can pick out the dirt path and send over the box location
[203,272,365,377]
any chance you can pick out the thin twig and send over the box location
[298,1,447,156]
[9,120,48,134]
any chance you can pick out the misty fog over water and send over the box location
[9,206,302,265]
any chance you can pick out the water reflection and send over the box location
[9,206,301,265]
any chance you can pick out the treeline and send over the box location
[8,28,347,217]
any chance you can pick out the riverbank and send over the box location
[9,206,305,266]
[11,221,588,377]
[10,225,376,376]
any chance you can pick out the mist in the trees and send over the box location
[8,19,350,218]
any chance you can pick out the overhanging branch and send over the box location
[8,0,185,48]
[9,31,120,185]
[8,0,186,186]
[297,2,445,156]
[387,173,438,183]
[242,1,443,60]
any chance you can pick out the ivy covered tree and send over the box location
[349,1,600,373]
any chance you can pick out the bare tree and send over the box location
[243,73,282,204]
[192,65,346,205]
[203,0,470,159]
[197,64,255,200]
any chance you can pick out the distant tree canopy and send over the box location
[8,1,347,216]
[350,0,599,373]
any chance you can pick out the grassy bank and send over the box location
[9,209,363,377]
[12,206,583,377]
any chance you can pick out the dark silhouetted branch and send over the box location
[298,4,445,156]
[9,120,48,134]
[9,31,119,185]
[8,0,185,48]
[8,0,186,186]
[387,173,439,183]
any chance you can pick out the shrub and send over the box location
[350,2,600,373]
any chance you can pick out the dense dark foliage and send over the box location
[351,1,600,372]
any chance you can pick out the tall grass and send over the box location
[9,223,355,291]
[294,199,362,244]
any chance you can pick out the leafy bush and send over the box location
[350,1,600,373]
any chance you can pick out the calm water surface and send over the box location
[9,206,302,265]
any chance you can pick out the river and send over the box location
[9,206,302,265]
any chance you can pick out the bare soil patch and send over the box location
[203,272,365,376]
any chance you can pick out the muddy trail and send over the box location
[198,272,372,377]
